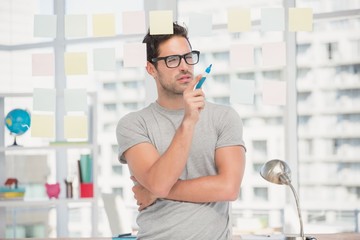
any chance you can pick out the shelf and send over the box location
[0,143,96,153]
[0,198,95,208]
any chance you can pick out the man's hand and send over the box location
[131,176,157,211]
[182,74,205,124]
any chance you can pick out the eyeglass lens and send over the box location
[166,52,198,68]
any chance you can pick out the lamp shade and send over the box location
[260,159,292,185]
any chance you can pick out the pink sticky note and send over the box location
[262,42,286,67]
[32,53,54,76]
[122,11,146,35]
[230,44,254,69]
[262,80,286,105]
[123,43,147,68]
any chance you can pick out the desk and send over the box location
[15,233,360,239]
[307,233,360,240]
[233,233,360,240]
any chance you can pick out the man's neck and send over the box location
[156,95,184,110]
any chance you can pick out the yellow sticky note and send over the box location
[64,115,88,139]
[64,52,88,75]
[31,114,55,138]
[92,14,116,37]
[289,8,313,32]
[228,8,251,32]
[149,10,173,35]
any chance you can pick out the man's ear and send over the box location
[146,61,157,78]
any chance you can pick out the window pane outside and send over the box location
[297,0,360,233]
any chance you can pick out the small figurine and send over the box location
[64,179,73,198]
[45,183,60,199]
[4,178,18,188]
[0,178,25,200]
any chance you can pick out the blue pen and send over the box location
[195,64,212,89]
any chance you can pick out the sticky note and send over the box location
[65,15,88,38]
[31,114,55,138]
[64,115,88,139]
[123,43,147,68]
[228,8,251,32]
[149,10,173,35]
[33,88,56,112]
[92,14,116,37]
[262,80,286,105]
[64,52,88,75]
[262,42,286,67]
[230,79,255,105]
[289,8,313,32]
[34,15,57,38]
[188,13,212,37]
[230,44,254,69]
[261,8,285,31]
[32,53,54,76]
[64,89,87,112]
[122,11,146,35]
[93,48,116,71]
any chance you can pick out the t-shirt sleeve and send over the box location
[116,113,150,164]
[216,107,246,150]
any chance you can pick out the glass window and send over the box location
[253,187,268,201]
[297,0,360,233]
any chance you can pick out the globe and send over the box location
[4,108,31,146]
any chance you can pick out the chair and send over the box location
[102,193,132,236]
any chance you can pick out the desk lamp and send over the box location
[260,159,316,240]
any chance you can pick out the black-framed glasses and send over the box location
[151,50,200,68]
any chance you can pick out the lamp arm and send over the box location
[288,181,304,239]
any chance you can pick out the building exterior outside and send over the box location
[0,0,359,237]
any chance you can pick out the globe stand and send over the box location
[9,135,22,147]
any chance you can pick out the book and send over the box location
[80,154,92,183]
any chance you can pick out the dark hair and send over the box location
[142,22,192,64]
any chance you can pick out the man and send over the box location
[116,22,246,240]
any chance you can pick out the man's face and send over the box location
[151,36,194,95]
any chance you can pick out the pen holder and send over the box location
[80,183,93,198]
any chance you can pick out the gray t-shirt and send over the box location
[116,101,245,240]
